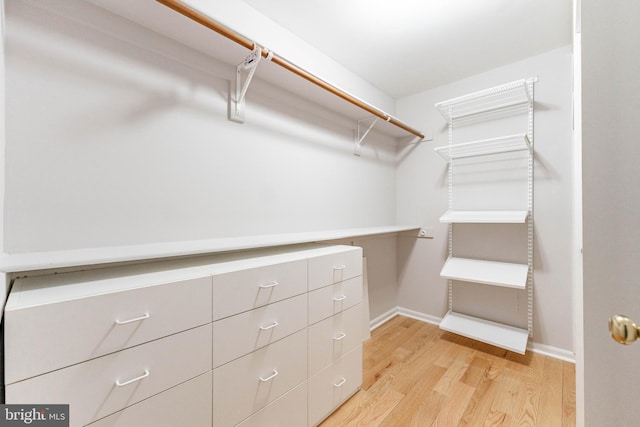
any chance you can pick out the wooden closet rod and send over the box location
[156,0,425,139]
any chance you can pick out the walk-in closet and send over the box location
[1,0,639,426]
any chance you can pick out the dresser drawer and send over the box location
[308,247,362,291]
[213,329,307,427]
[236,382,307,427]
[5,275,211,384]
[212,259,307,320]
[308,304,364,376]
[87,371,212,427]
[308,345,363,427]
[308,276,363,325]
[6,324,212,427]
[213,293,307,367]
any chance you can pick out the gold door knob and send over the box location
[609,314,640,344]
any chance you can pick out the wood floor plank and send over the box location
[321,316,576,427]
[431,381,476,426]
[482,410,510,426]
[365,318,427,370]
[362,322,439,392]
[389,338,450,395]
[433,346,477,396]
[318,384,404,427]
[407,391,448,427]
[531,355,563,426]
[434,335,467,368]
[458,359,504,426]
[460,355,492,388]
[378,364,448,427]
[512,352,545,427]
[563,361,577,426]
[398,321,442,357]
[489,367,522,418]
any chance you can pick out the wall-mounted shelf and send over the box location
[440,257,528,289]
[439,210,528,223]
[434,78,535,353]
[435,79,534,122]
[440,311,528,354]
[0,225,419,274]
[434,134,530,160]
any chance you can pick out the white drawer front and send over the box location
[212,260,307,320]
[6,324,212,427]
[308,247,362,291]
[308,304,364,376]
[308,345,363,427]
[213,294,307,367]
[308,276,363,325]
[236,381,307,427]
[5,276,211,384]
[87,371,212,427]
[213,329,307,427]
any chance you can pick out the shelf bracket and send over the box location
[398,130,434,147]
[229,44,270,123]
[354,117,380,156]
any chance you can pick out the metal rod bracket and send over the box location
[229,44,262,123]
[354,117,379,156]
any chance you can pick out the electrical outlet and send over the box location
[418,227,434,239]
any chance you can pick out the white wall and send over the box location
[395,45,575,353]
[4,0,399,253]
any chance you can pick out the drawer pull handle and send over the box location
[334,377,347,387]
[333,295,347,302]
[115,369,150,387]
[259,281,279,289]
[259,321,279,331]
[115,313,150,325]
[333,265,347,270]
[259,369,279,382]
[333,332,347,341]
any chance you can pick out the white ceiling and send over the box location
[243,0,573,98]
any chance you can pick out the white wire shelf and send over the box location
[434,134,530,160]
[439,210,528,223]
[435,79,534,121]
[440,257,528,289]
[439,311,528,354]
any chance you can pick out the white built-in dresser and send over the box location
[3,244,365,427]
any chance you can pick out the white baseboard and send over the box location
[528,342,576,363]
[369,307,399,331]
[396,307,442,326]
[369,306,575,363]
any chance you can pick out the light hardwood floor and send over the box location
[321,316,575,427]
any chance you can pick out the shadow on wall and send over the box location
[10,0,399,161]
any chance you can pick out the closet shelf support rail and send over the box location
[156,0,425,139]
